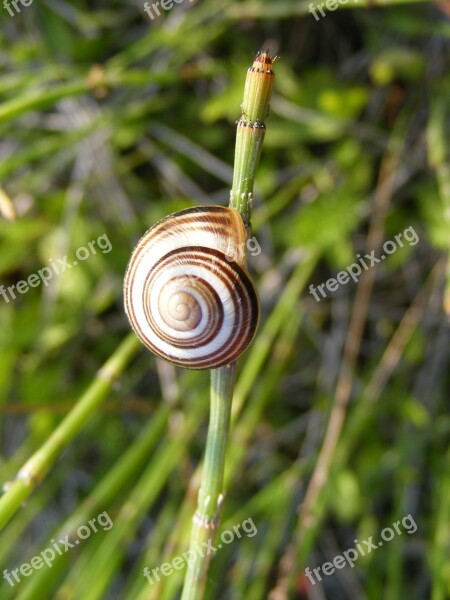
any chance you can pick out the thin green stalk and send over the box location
[427,99,450,314]
[0,81,89,124]
[181,366,236,600]
[431,447,450,600]
[181,50,276,599]
[59,398,206,600]
[0,70,176,125]
[147,251,317,600]
[15,404,170,600]
[0,333,140,531]
[229,51,275,224]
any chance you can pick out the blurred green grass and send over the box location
[0,1,449,599]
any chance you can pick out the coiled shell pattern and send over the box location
[123,206,260,369]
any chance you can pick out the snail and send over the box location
[123,206,260,369]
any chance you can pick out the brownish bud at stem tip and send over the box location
[241,50,276,124]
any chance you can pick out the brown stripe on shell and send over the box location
[142,250,225,349]
[123,207,259,369]
[158,249,259,368]
[128,206,247,266]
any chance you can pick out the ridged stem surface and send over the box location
[181,50,275,600]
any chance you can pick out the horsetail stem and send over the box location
[0,334,140,531]
[181,50,275,600]
[230,50,276,225]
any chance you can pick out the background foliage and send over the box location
[0,1,449,599]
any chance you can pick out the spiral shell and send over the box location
[123,206,260,369]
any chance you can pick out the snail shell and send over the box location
[123,206,260,369]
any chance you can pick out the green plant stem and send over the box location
[181,366,236,600]
[0,70,176,125]
[0,333,140,531]
[427,99,450,314]
[15,403,170,600]
[147,251,317,600]
[181,51,274,599]
[61,398,206,600]
[230,121,265,223]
